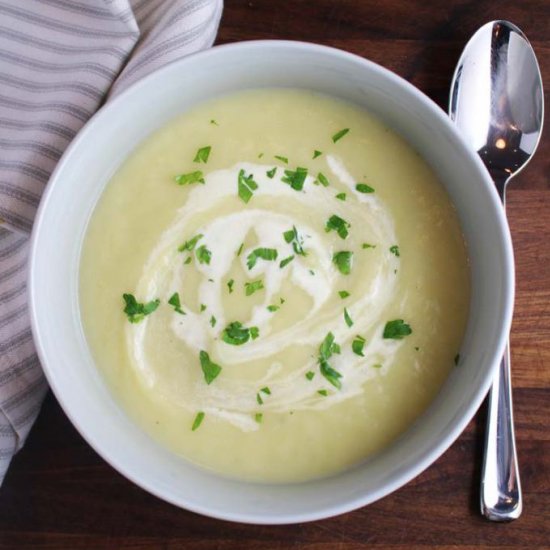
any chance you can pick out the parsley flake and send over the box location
[325,214,350,239]
[200,304,207,312]
[362,243,376,249]
[333,251,353,275]
[279,255,294,268]
[313,150,322,159]
[227,279,234,293]
[318,389,329,397]
[338,290,350,299]
[274,155,288,164]
[236,243,244,256]
[332,128,350,143]
[238,169,259,204]
[210,119,219,126]
[192,411,205,431]
[222,321,260,345]
[356,183,375,194]
[383,319,412,339]
[389,245,400,257]
[246,247,278,270]
[266,167,277,179]
[199,350,222,384]
[318,332,343,389]
[282,166,308,191]
[317,172,330,187]
[175,171,205,185]
[344,307,353,327]
[267,304,280,312]
[255,413,263,423]
[122,294,160,323]
[305,371,315,380]
[335,192,346,201]
[178,234,203,252]
[168,292,185,315]
[244,279,264,296]
[352,335,366,356]
[184,257,192,265]
[283,225,306,256]
[209,315,216,327]
[193,146,211,164]
[195,244,212,265]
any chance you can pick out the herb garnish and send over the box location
[338,290,350,299]
[267,304,280,312]
[200,304,207,312]
[283,225,306,256]
[178,234,203,252]
[318,332,343,389]
[318,389,328,397]
[192,411,205,431]
[168,292,185,315]
[305,371,315,380]
[266,167,277,179]
[325,214,350,239]
[184,257,192,265]
[332,251,353,275]
[238,169,259,204]
[344,308,353,327]
[255,413,263,423]
[332,128,350,143]
[372,363,383,369]
[389,245,400,257]
[317,172,330,187]
[244,280,264,296]
[122,294,160,323]
[274,155,288,164]
[352,335,366,356]
[313,150,322,159]
[246,247,278,270]
[335,192,346,201]
[362,243,376,249]
[222,321,260,345]
[383,319,412,339]
[236,243,244,256]
[227,279,234,293]
[210,119,218,125]
[175,171,205,185]
[195,244,212,265]
[199,350,222,384]
[282,167,308,191]
[209,315,216,327]
[356,183,375,193]
[193,146,211,164]
[279,255,295,268]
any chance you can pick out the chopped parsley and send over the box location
[209,315,216,327]
[256,393,264,405]
[255,413,263,423]
[267,304,280,312]
[282,166,308,191]
[227,279,234,293]
[191,411,205,431]
[244,279,264,296]
[174,171,205,185]
[318,389,328,397]
[318,332,343,389]
[332,251,353,275]
[178,234,203,252]
[338,290,350,299]
[199,350,222,384]
[454,353,460,366]
[236,243,244,256]
[210,119,218,125]
[274,155,288,164]
[200,304,207,312]
[317,172,330,187]
[184,257,192,265]
[168,292,185,315]
[344,308,353,327]
[352,335,366,356]
[261,387,271,395]
[246,247,278,270]
[266,167,277,179]
[332,128,350,143]
[362,243,376,249]
[356,183,375,193]
[389,245,400,257]
[383,319,412,339]
[283,225,306,255]
[325,214,350,239]
[238,169,258,204]
[279,255,295,268]
[313,150,322,159]
[258,152,264,159]
[222,321,260,345]
[193,146,211,164]
[305,371,315,380]
[335,192,346,201]
[122,294,160,323]
[372,363,383,369]
[195,244,212,265]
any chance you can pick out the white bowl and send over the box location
[29,41,514,524]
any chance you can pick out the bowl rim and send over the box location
[28,39,514,524]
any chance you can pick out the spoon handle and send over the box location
[481,341,522,520]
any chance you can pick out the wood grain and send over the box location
[1,1,549,548]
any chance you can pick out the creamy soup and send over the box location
[80,89,470,483]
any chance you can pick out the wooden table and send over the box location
[1,1,548,548]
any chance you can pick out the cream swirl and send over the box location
[127,160,402,431]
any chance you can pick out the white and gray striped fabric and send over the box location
[0,0,223,484]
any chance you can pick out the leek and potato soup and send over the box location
[80,89,470,483]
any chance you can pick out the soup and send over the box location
[80,89,470,483]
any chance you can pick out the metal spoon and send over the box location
[449,20,544,521]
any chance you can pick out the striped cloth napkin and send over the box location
[0,0,223,484]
